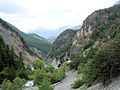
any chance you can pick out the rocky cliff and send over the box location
[47,29,77,67]
[72,4,120,54]
[69,4,120,89]
[0,19,38,64]
[8,23,52,55]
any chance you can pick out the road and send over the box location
[54,71,79,90]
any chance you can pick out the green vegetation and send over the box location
[69,53,86,70]
[83,40,94,50]
[1,2,120,90]
[0,18,31,54]
[24,34,52,54]
[48,29,77,64]
[8,23,52,54]
[70,4,120,88]
[71,78,84,88]
[0,18,52,54]
[1,77,26,90]
[38,77,53,90]
[51,66,65,83]
[0,46,65,90]
[70,34,120,88]
[49,42,72,58]
[33,60,45,70]
[26,60,65,90]
[0,34,52,90]
[0,34,27,84]
[92,5,120,42]
[26,64,34,80]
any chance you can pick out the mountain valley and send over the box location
[0,1,120,90]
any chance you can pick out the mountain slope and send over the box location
[68,4,120,89]
[0,18,38,64]
[47,29,77,67]
[8,23,52,54]
[28,33,47,41]
[0,34,27,84]
[28,25,79,38]
[72,4,120,53]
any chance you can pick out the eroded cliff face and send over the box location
[71,11,99,53]
[47,29,77,66]
[0,24,38,64]
[71,8,117,53]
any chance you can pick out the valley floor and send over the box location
[23,71,120,90]
[87,76,120,90]
[23,71,79,90]
[54,71,79,90]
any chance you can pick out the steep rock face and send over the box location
[8,23,52,54]
[47,29,77,67]
[7,21,51,59]
[52,29,76,50]
[0,23,38,64]
[72,12,98,53]
[72,4,120,54]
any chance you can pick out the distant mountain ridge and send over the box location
[27,25,81,39]
[8,23,52,54]
[0,18,38,64]
[47,36,57,43]
[115,0,120,5]
[29,33,47,41]
[71,25,81,30]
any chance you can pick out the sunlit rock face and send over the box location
[0,23,38,64]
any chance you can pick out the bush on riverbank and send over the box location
[51,66,65,83]
[71,78,84,88]
[1,77,26,90]
[31,60,65,90]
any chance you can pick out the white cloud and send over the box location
[0,0,118,32]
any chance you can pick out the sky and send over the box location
[0,0,118,33]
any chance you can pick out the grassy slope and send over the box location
[8,23,52,54]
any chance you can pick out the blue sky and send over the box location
[0,0,118,33]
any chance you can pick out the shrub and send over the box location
[69,54,86,70]
[28,74,34,80]
[83,40,94,50]
[34,69,47,86]
[77,34,120,87]
[71,78,84,88]
[1,80,15,90]
[1,77,26,90]
[51,66,65,83]
[33,60,45,70]
[13,77,26,90]
[45,65,55,73]
[91,30,100,41]
[38,77,54,90]
[0,35,27,83]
